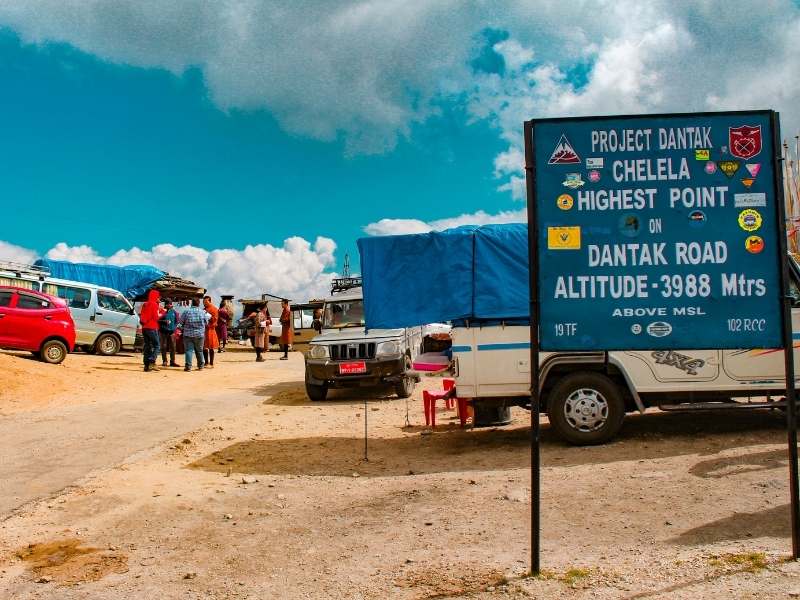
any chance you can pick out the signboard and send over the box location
[529,111,783,351]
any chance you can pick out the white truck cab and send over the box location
[304,278,422,401]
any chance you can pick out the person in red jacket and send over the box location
[139,289,161,372]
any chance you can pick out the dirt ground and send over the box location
[2,348,800,598]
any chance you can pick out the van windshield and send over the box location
[324,299,365,328]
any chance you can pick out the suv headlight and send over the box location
[376,340,401,356]
[309,344,329,359]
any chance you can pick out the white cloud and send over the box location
[364,208,526,236]
[0,240,37,265]
[0,236,338,303]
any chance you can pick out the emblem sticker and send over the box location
[734,192,766,208]
[738,209,762,232]
[745,235,764,254]
[547,226,581,250]
[586,157,604,169]
[651,350,706,375]
[631,324,642,335]
[588,170,601,183]
[556,193,574,211]
[741,178,755,189]
[746,163,761,178]
[618,214,641,238]
[704,161,717,175]
[695,149,710,161]
[646,322,673,338]
[718,160,740,178]
[688,210,706,228]
[729,125,763,160]
[548,134,581,165]
[562,173,585,189]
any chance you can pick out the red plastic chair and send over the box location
[423,378,456,427]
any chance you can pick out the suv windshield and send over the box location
[324,299,365,328]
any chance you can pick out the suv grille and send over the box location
[329,343,376,361]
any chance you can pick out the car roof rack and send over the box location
[0,260,50,279]
[331,276,362,294]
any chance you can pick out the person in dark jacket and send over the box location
[158,299,180,367]
[139,289,161,372]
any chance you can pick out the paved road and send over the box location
[0,388,262,517]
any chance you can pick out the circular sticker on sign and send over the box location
[688,210,706,228]
[738,208,762,232]
[618,214,641,238]
[631,324,642,335]
[745,235,764,254]
[704,161,717,175]
[556,193,574,211]
[588,170,601,183]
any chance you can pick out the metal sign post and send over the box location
[772,112,800,558]
[523,120,542,574]
[524,110,800,571]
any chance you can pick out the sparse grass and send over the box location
[707,552,768,573]
[533,567,593,587]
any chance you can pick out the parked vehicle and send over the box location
[0,286,75,364]
[0,262,138,355]
[358,224,800,445]
[304,278,422,401]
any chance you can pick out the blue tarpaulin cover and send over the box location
[357,223,529,329]
[34,259,165,299]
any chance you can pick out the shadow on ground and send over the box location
[252,382,399,406]
[670,504,791,544]
[189,409,789,478]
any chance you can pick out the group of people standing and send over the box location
[244,298,293,362]
[139,291,235,372]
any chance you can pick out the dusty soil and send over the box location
[2,349,800,598]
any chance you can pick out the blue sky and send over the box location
[0,1,798,301]
[0,28,506,261]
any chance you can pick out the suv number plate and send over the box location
[339,361,367,375]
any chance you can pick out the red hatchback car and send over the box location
[0,286,76,364]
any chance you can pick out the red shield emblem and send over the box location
[729,125,762,160]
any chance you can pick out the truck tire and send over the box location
[306,382,328,402]
[94,333,121,356]
[40,340,68,365]
[547,372,625,445]
[395,357,416,399]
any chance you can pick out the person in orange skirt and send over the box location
[203,296,220,368]
[279,299,293,360]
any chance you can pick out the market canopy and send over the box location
[357,223,529,329]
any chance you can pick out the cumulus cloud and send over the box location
[0,240,37,265]
[364,208,526,236]
[0,236,338,303]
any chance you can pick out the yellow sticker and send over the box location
[695,149,710,161]
[547,226,581,250]
[738,209,762,232]
[556,193,574,211]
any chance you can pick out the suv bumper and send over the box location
[306,356,406,388]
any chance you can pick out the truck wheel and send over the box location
[547,372,625,445]
[306,382,328,402]
[40,340,68,365]
[395,357,416,398]
[94,333,121,356]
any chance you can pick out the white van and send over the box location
[0,263,138,355]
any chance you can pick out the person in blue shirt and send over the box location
[178,298,208,372]
[158,299,180,368]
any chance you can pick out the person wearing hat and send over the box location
[158,299,180,368]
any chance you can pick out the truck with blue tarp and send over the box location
[357,224,800,444]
